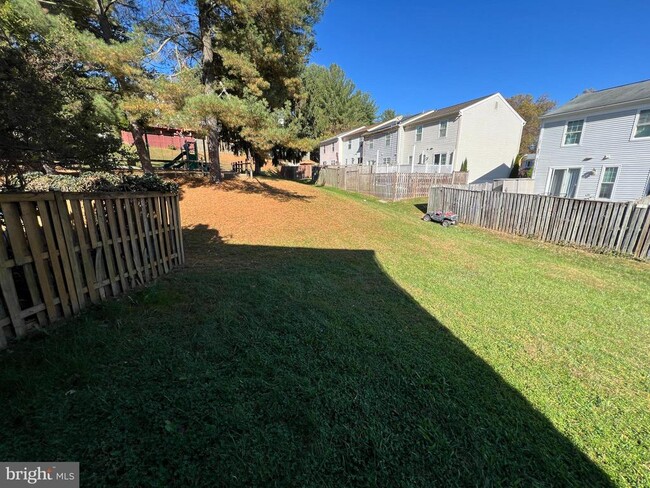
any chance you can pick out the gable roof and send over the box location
[339,125,368,140]
[320,125,367,145]
[365,116,405,134]
[543,79,650,119]
[401,94,494,127]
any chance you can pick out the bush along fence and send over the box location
[316,166,469,201]
[428,186,650,260]
[0,191,184,348]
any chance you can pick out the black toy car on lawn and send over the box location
[422,210,458,227]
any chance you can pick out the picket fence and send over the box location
[0,191,184,348]
[317,166,468,200]
[428,187,650,259]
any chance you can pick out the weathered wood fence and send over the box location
[317,166,468,200]
[428,187,650,259]
[0,191,184,348]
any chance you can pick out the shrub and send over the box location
[509,155,521,179]
[16,172,178,193]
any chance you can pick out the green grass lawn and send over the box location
[0,184,648,486]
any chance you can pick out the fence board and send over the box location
[317,167,468,200]
[2,202,48,327]
[427,187,649,260]
[0,191,183,349]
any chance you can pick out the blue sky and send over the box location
[310,0,650,115]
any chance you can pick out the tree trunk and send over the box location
[253,152,265,176]
[130,122,154,173]
[95,1,113,43]
[95,1,154,174]
[206,120,221,182]
[198,0,222,182]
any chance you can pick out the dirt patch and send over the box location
[179,176,382,266]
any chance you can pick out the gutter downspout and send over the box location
[411,145,416,173]
[453,111,464,178]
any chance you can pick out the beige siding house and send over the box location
[400,94,525,183]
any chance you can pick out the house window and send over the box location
[386,133,391,146]
[408,156,413,165]
[439,121,448,138]
[548,168,581,198]
[434,154,440,165]
[598,167,619,199]
[448,152,454,166]
[331,143,335,151]
[348,140,352,149]
[416,126,423,142]
[633,110,650,139]
[440,153,447,165]
[418,153,424,164]
[369,139,374,150]
[563,120,584,145]
[383,157,391,164]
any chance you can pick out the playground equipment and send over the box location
[163,142,207,170]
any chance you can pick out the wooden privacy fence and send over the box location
[428,187,650,259]
[0,191,184,348]
[317,166,468,200]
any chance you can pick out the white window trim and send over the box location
[439,120,448,138]
[432,152,453,165]
[544,166,584,198]
[415,125,423,142]
[596,165,621,200]
[630,108,650,141]
[561,119,586,147]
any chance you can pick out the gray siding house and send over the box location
[400,93,525,183]
[361,116,403,166]
[317,94,524,184]
[534,80,650,201]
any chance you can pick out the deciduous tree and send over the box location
[507,94,556,155]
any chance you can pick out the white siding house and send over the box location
[319,136,340,166]
[317,94,524,183]
[534,80,650,201]
[340,126,367,165]
[318,126,366,166]
[400,94,525,183]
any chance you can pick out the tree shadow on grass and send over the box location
[217,177,313,203]
[0,224,613,486]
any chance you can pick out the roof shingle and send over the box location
[543,79,650,118]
